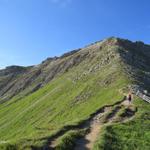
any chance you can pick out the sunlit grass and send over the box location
[0,48,130,149]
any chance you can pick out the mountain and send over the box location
[0,37,149,150]
[1,37,150,102]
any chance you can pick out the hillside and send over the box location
[0,37,150,150]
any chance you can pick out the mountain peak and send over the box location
[0,37,150,102]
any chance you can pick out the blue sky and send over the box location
[0,0,150,68]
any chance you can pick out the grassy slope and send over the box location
[0,52,129,149]
[93,98,150,150]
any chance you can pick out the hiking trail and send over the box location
[47,99,137,150]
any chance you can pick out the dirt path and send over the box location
[74,100,136,150]
[50,139,57,149]
[122,100,130,106]
[74,107,112,150]
[74,123,101,150]
[47,99,137,150]
[85,123,101,150]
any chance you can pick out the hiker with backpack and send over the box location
[127,91,133,105]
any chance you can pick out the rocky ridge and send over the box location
[0,37,150,102]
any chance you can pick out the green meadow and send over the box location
[0,58,129,149]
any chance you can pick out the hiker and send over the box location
[127,91,133,105]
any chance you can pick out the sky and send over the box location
[0,0,150,68]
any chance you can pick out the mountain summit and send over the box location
[0,37,150,150]
[1,37,150,102]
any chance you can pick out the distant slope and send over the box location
[0,37,150,149]
[0,49,82,102]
